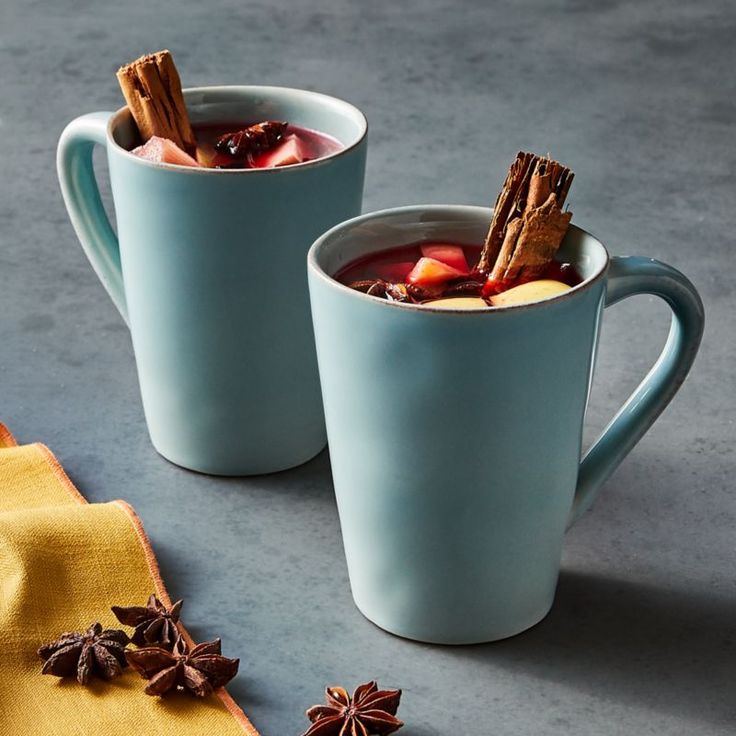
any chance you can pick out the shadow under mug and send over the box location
[57,86,367,475]
[308,205,704,644]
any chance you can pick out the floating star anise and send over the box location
[348,279,448,304]
[348,279,389,297]
[384,283,411,302]
[303,681,403,736]
[126,635,239,697]
[111,594,182,648]
[38,622,130,685]
[215,120,288,157]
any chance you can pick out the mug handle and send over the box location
[568,255,704,527]
[57,112,128,325]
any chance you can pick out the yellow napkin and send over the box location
[0,423,259,735]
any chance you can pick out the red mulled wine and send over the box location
[336,242,583,308]
[131,120,344,169]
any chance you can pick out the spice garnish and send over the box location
[478,151,573,281]
[215,121,288,158]
[126,635,239,697]
[38,623,130,685]
[116,50,195,152]
[302,680,403,736]
[111,593,182,649]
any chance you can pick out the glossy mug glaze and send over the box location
[58,87,367,475]
[308,205,704,644]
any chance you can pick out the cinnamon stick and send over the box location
[116,50,195,152]
[492,195,572,282]
[478,152,574,282]
[477,152,536,274]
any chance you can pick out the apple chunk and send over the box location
[406,257,465,286]
[420,244,469,274]
[426,297,489,310]
[254,135,310,168]
[131,136,201,167]
[489,279,570,307]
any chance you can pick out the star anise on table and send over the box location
[38,622,130,685]
[126,635,239,697]
[303,681,403,736]
[111,594,182,648]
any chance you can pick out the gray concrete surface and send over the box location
[1,1,734,734]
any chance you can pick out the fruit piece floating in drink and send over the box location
[116,50,343,169]
[336,151,580,308]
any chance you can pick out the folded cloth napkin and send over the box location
[0,423,259,735]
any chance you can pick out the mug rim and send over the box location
[308,204,610,314]
[106,85,368,174]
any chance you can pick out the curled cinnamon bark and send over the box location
[116,50,195,152]
[492,194,572,282]
[478,152,574,282]
[477,152,537,274]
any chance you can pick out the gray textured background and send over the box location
[1,1,734,734]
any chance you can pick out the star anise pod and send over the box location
[405,283,431,302]
[442,279,485,298]
[126,635,239,697]
[303,681,403,736]
[385,283,410,302]
[348,279,388,297]
[215,120,288,157]
[38,622,130,685]
[111,594,182,648]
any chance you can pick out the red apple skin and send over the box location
[420,244,469,274]
[407,257,466,286]
[253,135,309,168]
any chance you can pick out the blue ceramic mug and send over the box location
[58,87,367,475]
[308,205,704,644]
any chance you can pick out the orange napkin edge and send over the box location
[0,421,259,736]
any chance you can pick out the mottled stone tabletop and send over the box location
[1,1,734,734]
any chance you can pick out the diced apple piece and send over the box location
[420,244,469,274]
[374,262,416,282]
[131,136,201,167]
[406,257,465,287]
[254,134,309,168]
[489,279,571,307]
[426,297,489,310]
